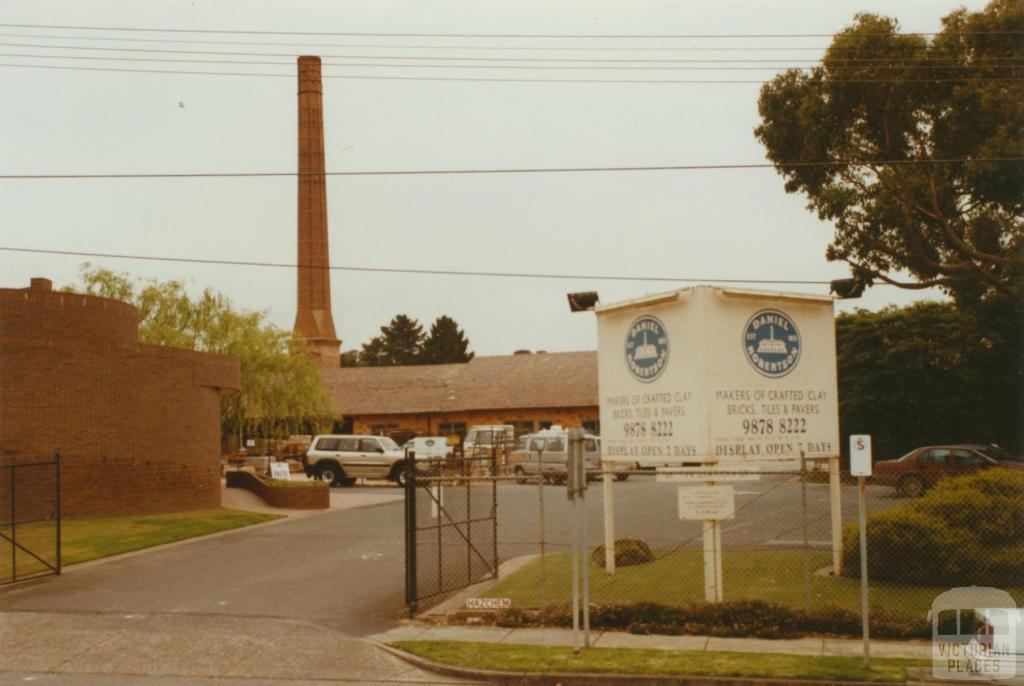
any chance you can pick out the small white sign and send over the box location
[246,439,256,447]
[678,485,735,520]
[657,468,760,483]
[270,462,291,480]
[465,597,511,610]
[849,435,872,476]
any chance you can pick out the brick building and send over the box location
[0,278,240,517]
[321,351,598,440]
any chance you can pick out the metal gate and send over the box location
[1,453,62,585]
[404,448,499,616]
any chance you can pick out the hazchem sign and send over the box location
[596,286,839,465]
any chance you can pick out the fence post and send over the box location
[800,451,811,611]
[537,453,547,611]
[10,462,16,582]
[602,463,615,575]
[55,451,62,575]
[404,450,417,617]
[829,454,843,575]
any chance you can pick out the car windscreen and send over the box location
[379,437,400,451]
[975,445,1020,462]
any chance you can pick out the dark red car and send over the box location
[872,444,1024,497]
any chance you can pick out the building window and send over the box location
[505,420,535,436]
[438,422,467,437]
[582,420,600,434]
[538,421,553,430]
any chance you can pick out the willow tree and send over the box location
[66,265,338,438]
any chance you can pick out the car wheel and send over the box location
[899,474,926,498]
[339,477,356,487]
[393,467,409,488]
[514,466,527,485]
[317,463,342,487]
[615,473,629,482]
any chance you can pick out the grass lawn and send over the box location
[484,550,1024,618]
[391,641,926,683]
[1,508,281,580]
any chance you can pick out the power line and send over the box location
[1,41,1018,65]
[1,22,1020,39]
[0,245,845,286]
[5,53,1017,73]
[1,157,1020,181]
[3,62,1018,84]
[0,31,976,52]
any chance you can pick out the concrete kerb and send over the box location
[374,640,891,686]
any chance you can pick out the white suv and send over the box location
[304,435,421,487]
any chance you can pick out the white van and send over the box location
[508,426,602,484]
[463,425,515,455]
[403,436,453,460]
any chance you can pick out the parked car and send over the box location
[403,436,453,461]
[464,425,515,454]
[872,443,1024,497]
[304,434,428,487]
[508,426,603,484]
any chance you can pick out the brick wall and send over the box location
[0,279,240,517]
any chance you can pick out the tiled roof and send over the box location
[320,351,597,415]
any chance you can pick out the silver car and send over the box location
[304,434,418,487]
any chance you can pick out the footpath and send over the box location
[365,623,970,686]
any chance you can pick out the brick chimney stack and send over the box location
[293,56,340,366]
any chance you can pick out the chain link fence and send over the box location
[0,453,61,585]
[471,460,1023,634]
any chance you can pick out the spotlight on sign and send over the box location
[567,291,600,312]
[829,277,868,299]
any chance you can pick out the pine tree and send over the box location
[421,315,474,365]
[378,314,425,366]
[359,336,386,366]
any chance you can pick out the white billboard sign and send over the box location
[597,286,839,465]
[678,485,735,520]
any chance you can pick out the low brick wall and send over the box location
[225,470,329,510]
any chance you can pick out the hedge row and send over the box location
[842,468,1024,586]
[492,599,928,640]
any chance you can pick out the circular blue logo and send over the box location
[743,309,801,378]
[625,315,669,382]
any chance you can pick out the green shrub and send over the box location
[591,539,654,569]
[483,600,927,639]
[843,468,1024,586]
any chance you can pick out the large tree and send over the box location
[837,298,1019,457]
[755,0,1022,304]
[65,265,338,437]
[421,315,474,364]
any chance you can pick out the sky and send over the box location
[0,0,987,357]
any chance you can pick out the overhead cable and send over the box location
[1,157,1020,181]
[0,246,847,286]
[2,62,1018,84]
[0,21,1020,39]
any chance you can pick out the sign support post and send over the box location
[703,478,723,603]
[830,454,843,575]
[850,434,872,672]
[602,464,615,575]
[567,429,590,653]
[668,471,737,603]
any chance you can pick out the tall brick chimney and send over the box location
[293,56,340,367]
